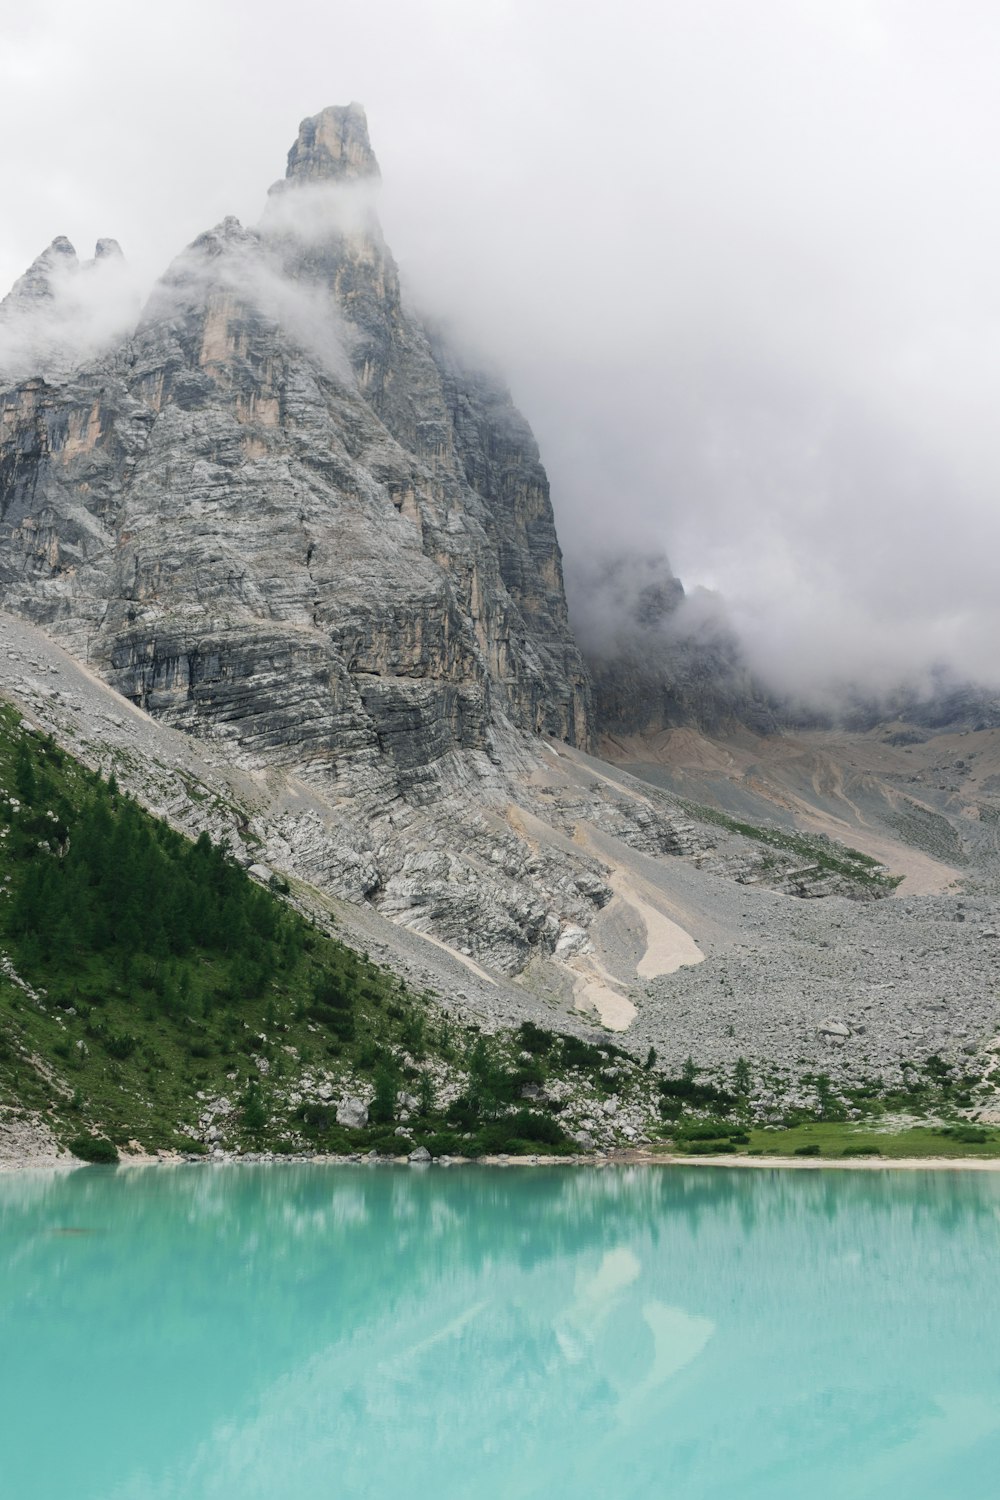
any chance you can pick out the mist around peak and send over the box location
[0,235,140,381]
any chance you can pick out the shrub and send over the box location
[242,1085,267,1134]
[503,1110,566,1145]
[559,1036,608,1071]
[296,1103,332,1131]
[518,1021,556,1056]
[103,1032,139,1060]
[940,1125,989,1144]
[369,1129,406,1156]
[678,1120,733,1142]
[446,1095,479,1131]
[794,1143,821,1156]
[69,1135,119,1164]
[418,1131,466,1158]
[660,1076,736,1112]
[370,1061,399,1126]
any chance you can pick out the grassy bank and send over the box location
[655,1118,1000,1162]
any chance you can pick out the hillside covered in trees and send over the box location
[0,704,631,1160]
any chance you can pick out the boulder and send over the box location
[336,1096,369,1129]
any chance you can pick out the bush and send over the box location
[296,1103,332,1131]
[518,1021,556,1056]
[678,1120,733,1142]
[446,1095,479,1131]
[794,1143,821,1156]
[660,1076,736,1112]
[370,1061,399,1126]
[940,1125,988,1144]
[842,1144,881,1157]
[417,1131,466,1158]
[554,1038,626,1074]
[69,1135,119,1164]
[503,1110,566,1145]
[369,1129,406,1156]
[242,1084,267,1133]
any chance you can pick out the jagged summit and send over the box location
[284,103,380,185]
[0,236,78,312]
[0,234,134,380]
[93,237,124,262]
[0,105,592,975]
[1,237,126,315]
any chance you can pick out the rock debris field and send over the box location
[2,609,999,1118]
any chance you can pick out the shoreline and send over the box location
[7,1147,1000,1175]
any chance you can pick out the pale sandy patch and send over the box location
[564,873,704,1031]
[608,870,704,979]
[567,956,637,1031]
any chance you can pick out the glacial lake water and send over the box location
[3,1164,1000,1500]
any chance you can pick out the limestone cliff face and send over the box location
[0,106,590,807]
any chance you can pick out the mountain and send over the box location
[3,106,999,1157]
[574,550,779,742]
[0,106,612,974]
[0,106,588,767]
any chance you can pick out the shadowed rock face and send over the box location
[0,106,591,808]
[576,552,777,739]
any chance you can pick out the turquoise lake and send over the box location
[2,1164,1000,1499]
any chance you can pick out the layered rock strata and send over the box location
[0,110,604,962]
[0,107,587,769]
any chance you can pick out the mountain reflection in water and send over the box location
[2,1164,1000,1500]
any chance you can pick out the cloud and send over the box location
[138,215,356,385]
[261,178,383,248]
[0,237,140,381]
[4,1,1000,707]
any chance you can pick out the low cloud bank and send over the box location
[0,236,141,380]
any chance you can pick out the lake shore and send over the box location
[7,1145,1000,1173]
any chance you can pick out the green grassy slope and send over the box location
[0,704,628,1161]
[681,799,903,892]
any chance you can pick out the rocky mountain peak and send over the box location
[284,103,380,185]
[93,237,124,262]
[0,236,79,312]
[0,234,135,381]
[0,106,593,977]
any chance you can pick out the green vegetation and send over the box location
[680,799,903,892]
[745,1119,1000,1159]
[0,704,598,1161]
[658,1118,1000,1161]
[650,1052,1000,1162]
[4,701,992,1168]
[66,1134,119,1164]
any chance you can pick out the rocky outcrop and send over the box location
[0,107,589,784]
[576,551,777,738]
[0,235,133,382]
[0,106,602,974]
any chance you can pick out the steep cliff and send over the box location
[0,107,588,788]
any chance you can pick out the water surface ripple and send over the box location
[2,1164,999,1499]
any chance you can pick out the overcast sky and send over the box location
[4,0,1000,700]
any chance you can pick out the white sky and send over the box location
[4,0,1000,697]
